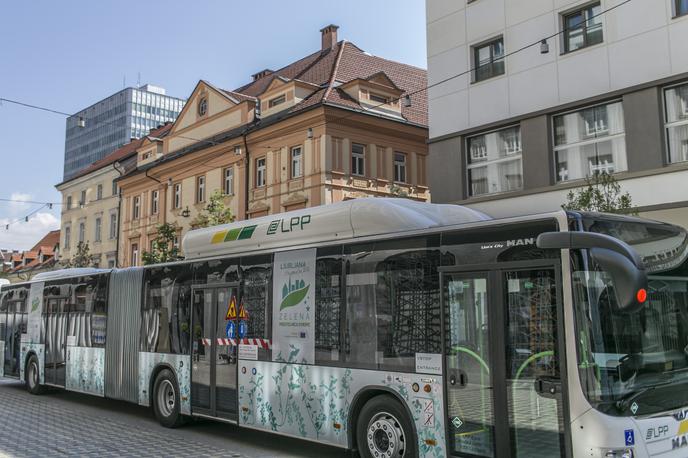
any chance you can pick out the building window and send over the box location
[131,243,139,267]
[553,101,627,182]
[198,97,208,116]
[256,157,266,187]
[196,176,206,203]
[78,222,85,243]
[467,126,523,196]
[369,93,389,104]
[352,143,365,176]
[94,217,102,243]
[133,196,141,219]
[665,83,688,163]
[223,167,234,195]
[66,196,72,210]
[677,0,688,17]
[107,259,116,268]
[96,184,103,200]
[563,3,603,53]
[291,146,303,178]
[80,190,86,207]
[64,226,71,249]
[109,213,117,239]
[268,94,286,108]
[151,190,159,214]
[473,37,505,82]
[394,152,407,183]
[112,181,118,197]
[173,183,181,209]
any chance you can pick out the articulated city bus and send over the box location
[1,198,688,458]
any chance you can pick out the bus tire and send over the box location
[153,369,183,428]
[356,394,416,458]
[25,354,44,395]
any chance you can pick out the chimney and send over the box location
[320,24,339,50]
[252,69,273,81]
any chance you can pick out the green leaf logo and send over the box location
[280,285,309,310]
[31,298,40,312]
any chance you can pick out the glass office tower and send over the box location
[63,84,185,180]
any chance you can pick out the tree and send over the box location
[562,171,636,214]
[63,241,96,268]
[190,190,235,229]
[142,222,182,265]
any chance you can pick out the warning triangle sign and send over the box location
[226,296,237,320]
[238,300,249,319]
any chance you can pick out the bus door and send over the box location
[191,285,239,420]
[2,297,26,377]
[441,262,571,458]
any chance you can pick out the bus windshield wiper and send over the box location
[615,380,673,413]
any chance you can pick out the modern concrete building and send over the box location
[63,84,185,181]
[426,0,688,227]
[116,25,429,267]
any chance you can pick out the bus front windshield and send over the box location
[572,216,688,417]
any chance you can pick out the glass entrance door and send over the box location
[442,265,568,458]
[191,286,238,419]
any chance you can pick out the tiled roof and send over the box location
[58,123,173,186]
[31,229,60,252]
[230,41,427,126]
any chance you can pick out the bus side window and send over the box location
[240,254,272,361]
[142,264,192,355]
[314,246,344,364]
[344,236,442,372]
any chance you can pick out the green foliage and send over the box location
[562,171,636,214]
[190,190,235,229]
[142,222,181,265]
[63,241,96,268]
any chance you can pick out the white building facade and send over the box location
[426,0,688,227]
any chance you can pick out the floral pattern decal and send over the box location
[66,347,105,396]
[239,347,446,456]
[138,352,191,415]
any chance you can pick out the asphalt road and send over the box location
[0,378,346,458]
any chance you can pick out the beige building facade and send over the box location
[56,124,172,268]
[117,25,429,267]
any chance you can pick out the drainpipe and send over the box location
[112,162,126,268]
[242,133,250,220]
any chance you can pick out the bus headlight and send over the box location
[605,449,633,458]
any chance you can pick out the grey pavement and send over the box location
[0,379,345,458]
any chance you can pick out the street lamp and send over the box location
[181,206,191,218]
[403,94,412,108]
[540,39,550,54]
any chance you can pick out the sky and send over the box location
[0,0,427,250]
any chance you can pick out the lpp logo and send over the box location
[646,425,669,441]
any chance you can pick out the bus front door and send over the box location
[442,264,570,458]
[191,285,239,421]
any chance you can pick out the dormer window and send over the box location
[269,94,286,108]
[369,92,390,104]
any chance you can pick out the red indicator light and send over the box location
[637,289,647,303]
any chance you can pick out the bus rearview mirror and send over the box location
[537,231,648,313]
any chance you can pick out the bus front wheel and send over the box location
[356,394,416,458]
[153,369,183,428]
[25,354,44,395]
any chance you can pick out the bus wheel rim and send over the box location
[158,379,175,417]
[367,411,405,457]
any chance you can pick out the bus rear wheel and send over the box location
[356,395,416,458]
[153,369,183,428]
[25,354,44,395]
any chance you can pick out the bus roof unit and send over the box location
[182,198,491,260]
